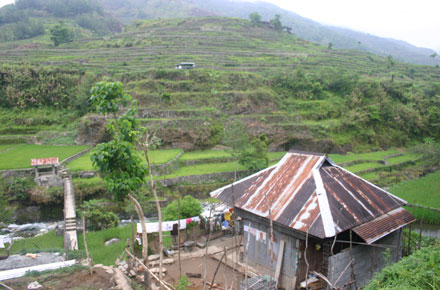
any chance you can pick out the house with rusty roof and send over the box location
[210,150,415,289]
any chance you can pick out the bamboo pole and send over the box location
[131,216,135,255]
[142,139,164,287]
[0,282,14,290]
[82,213,93,275]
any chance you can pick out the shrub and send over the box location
[80,199,119,231]
[163,195,202,221]
[175,275,190,290]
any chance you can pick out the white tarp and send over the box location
[137,216,201,234]
[0,260,76,281]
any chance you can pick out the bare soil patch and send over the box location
[3,266,117,290]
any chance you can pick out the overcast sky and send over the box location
[255,0,440,52]
[1,0,439,52]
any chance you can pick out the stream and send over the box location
[410,223,440,239]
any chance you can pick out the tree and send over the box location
[430,53,437,59]
[89,81,150,265]
[50,23,73,46]
[328,42,333,50]
[270,14,282,30]
[386,55,395,81]
[249,12,261,26]
[411,138,440,167]
[238,134,269,172]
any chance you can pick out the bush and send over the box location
[175,275,190,290]
[365,243,440,290]
[163,195,202,221]
[80,199,119,231]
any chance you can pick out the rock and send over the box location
[150,267,167,275]
[184,241,195,252]
[113,267,133,290]
[25,253,40,259]
[135,275,144,283]
[105,238,120,246]
[94,264,104,268]
[197,237,207,248]
[129,269,136,277]
[162,247,170,258]
[81,172,95,178]
[27,281,42,289]
[148,258,174,267]
[148,254,160,261]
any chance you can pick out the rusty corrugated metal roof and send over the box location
[353,207,415,244]
[210,150,413,241]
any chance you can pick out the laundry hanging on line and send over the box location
[137,216,201,234]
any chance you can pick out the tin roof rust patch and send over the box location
[353,207,416,244]
[210,150,414,240]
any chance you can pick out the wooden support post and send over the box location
[131,216,135,255]
[275,239,286,288]
[82,213,93,275]
[178,198,182,278]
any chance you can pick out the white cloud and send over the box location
[0,0,14,8]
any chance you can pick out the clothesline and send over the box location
[137,216,201,234]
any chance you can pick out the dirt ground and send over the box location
[3,236,246,290]
[165,256,243,289]
[3,267,117,290]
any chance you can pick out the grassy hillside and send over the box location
[99,0,440,66]
[0,17,439,152]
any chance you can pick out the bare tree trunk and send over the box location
[82,213,93,275]
[142,139,164,287]
[127,194,148,263]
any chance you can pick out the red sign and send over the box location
[31,157,59,166]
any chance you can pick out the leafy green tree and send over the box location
[430,52,437,59]
[270,14,282,30]
[50,23,73,46]
[249,12,261,26]
[89,81,149,263]
[239,134,269,172]
[163,195,202,221]
[328,42,333,50]
[412,138,440,167]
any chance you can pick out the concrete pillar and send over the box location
[63,171,78,251]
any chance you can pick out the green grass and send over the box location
[67,149,182,171]
[180,150,232,161]
[1,226,173,266]
[268,151,286,161]
[390,171,440,209]
[386,153,418,165]
[359,171,380,181]
[344,162,384,173]
[162,161,247,179]
[0,144,89,170]
[329,149,400,164]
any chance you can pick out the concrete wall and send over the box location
[328,229,402,288]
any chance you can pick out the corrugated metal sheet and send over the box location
[353,207,415,244]
[210,150,413,241]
